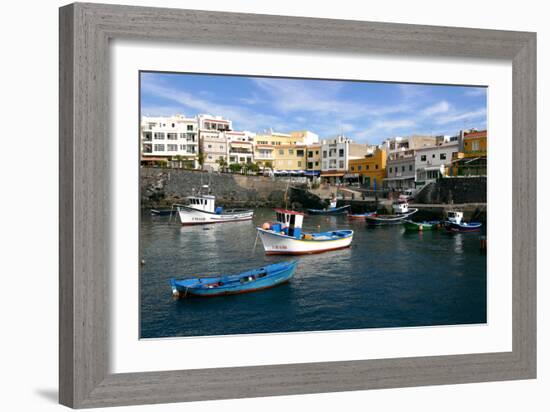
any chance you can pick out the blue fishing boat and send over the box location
[444,211,483,233]
[170,261,297,297]
[307,198,350,215]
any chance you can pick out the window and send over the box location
[289,149,294,155]
[153,144,165,151]
[171,123,175,128]
[208,144,212,149]
[432,154,436,158]
[308,162,313,169]
[357,165,362,171]
[339,160,344,169]
[307,151,313,157]
[440,153,447,160]
[167,144,178,151]
[472,141,480,151]
[421,155,427,161]
[297,150,304,156]
[298,161,302,167]
[180,145,186,151]
[315,161,319,166]
[339,149,344,157]
[351,166,355,171]
[323,151,327,158]
[167,133,177,140]
[409,165,413,171]
[187,125,193,131]
[402,166,405,172]
[207,155,212,159]
[375,164,379,169]
[315,150,319,155]
[279,149,284,155]
[142,132,152,141]
[366,165,370,170]
[220,145,224,150]
[153,132,165,140]
[389,167,393,173]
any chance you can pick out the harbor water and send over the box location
[140,208,487,339]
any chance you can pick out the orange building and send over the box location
[348,148,387,188]
[463,129,487,157]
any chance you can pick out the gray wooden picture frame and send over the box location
[59,2,536,408]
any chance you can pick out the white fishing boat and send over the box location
[256,209,353,255]
[365,201,418,226]
[173,194,253,225]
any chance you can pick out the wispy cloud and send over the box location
[422,101,450,116]
[435,108,487,125]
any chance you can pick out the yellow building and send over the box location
[348,148,387,188]
[254,132,294,169]
[306,145,322,171]
[451,130,487,176]
[462,129,487,157]
[273,145,307,171]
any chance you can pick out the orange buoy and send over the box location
[262,222,271,230]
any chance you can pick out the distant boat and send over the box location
[257,209,353,255]
[307,198,350,215]
[170,261,297,297]
[403,219,440,231]
[365,201,418,226]
[444,210,482,232]
[307,204,351,215]
[173,194,253,225]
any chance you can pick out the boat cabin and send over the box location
[329,199,338,209]
[186,195,221,214]
[446,210,464,224]
[392,201,410,214]
[273,209,304,239]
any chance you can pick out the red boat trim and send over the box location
[265,245,351,255]
[180,217,253,226]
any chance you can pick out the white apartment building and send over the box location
[415,141,460,185]
[225,131,255,165]
[381,135,439,160]
[320,135,371,181]
[141,114,199,168]
[197,114,232,171]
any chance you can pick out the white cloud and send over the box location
[435,108,487,125]
[422,101,450,116]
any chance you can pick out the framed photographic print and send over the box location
[59,2,536,408]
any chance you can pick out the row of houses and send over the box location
[140,114,487,189]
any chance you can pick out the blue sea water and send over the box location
[140,209,487,338]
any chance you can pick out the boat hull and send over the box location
[366,209,418,225]
[170,261,297,297]
[177,205,253,225]
[257,228,353,255]
[348,212,375,220]
[307,205,351,215]
[403,220,439,231]
[444,221,482,232]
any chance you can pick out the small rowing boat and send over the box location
[170,261,297,297]
[403,220,440,231]
[257,209,353,255]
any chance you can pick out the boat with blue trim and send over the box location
[444,211,482,232]
[170,261,297,297]
[365,201,418,226]
[307,198,351,215]
[257,209,353,255]
[173,193,253,225]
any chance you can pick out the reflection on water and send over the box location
[140,208,487,338]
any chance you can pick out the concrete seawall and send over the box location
[140,168,325,209]
[415,177,486,204]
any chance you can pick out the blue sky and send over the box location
[140,72,487,144]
